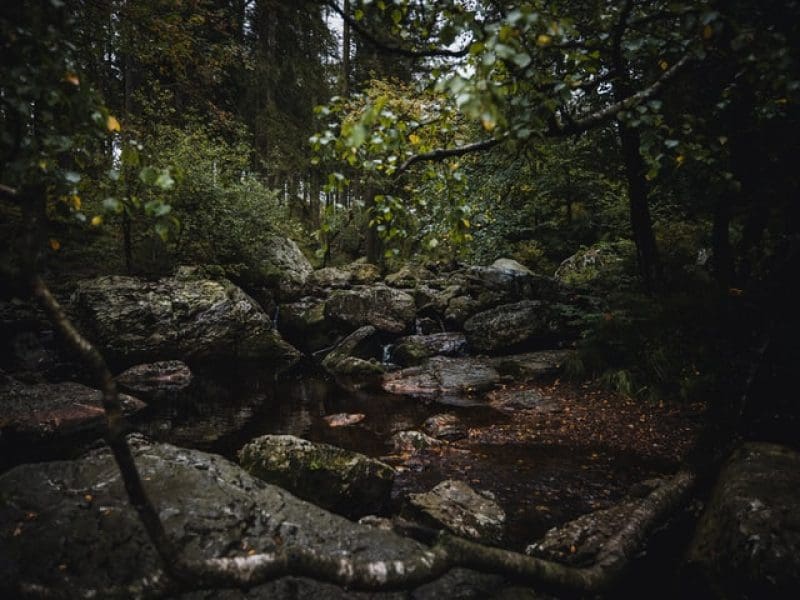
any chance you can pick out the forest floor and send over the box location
[389,379,707,551]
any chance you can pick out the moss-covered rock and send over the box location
[70,275,300,367]
[238,434,395,518]
[325,285,415,334]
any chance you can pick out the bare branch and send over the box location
[554,53,692,136]
[0,183,19,199]
[394,138,501,177]
[319,0,469,59]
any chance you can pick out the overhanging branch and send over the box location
[394,137,501,177]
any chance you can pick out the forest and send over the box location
[0,0,798,598]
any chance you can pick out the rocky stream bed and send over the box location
[1,240,798,598]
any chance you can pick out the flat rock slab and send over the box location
[0,380,144,441]
[407,479,506,544]
[381,356,501,403]
[392,332,467,366]
[1,440,506,598]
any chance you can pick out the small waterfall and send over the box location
[272,305,280,330]
[414,318,422,335]
[382,344,394,364]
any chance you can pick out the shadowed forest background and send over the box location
[1,1,799,598]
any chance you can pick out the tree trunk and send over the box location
[364,187,381,265]
[342,0,351,96]
[618,121,659,289]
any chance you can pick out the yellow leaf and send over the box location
[49,238,61,251]
[91,215,103,227]
[702,25,713,40]
[675,154,685,166]
[659,60,669,71]
[64,73,80,86]
[481,116,496,132]
[536,34,552,47]
[408,133,421,145]
[71,195,81,210]
[106,115,121,132]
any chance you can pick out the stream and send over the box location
[129,362,670,553]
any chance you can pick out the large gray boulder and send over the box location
[70,276,300,366]
[406,480,506,544]
[325,285,416,334]
[684,442,800,599]
[242,234,313,299]
[238,434,395,518]
[0,439,504,598]
[464,300,565,355]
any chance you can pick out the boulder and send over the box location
[389,430,445,455]
[346,261,382,285]
[70,276,300,366]
[526,498,642,567]
[384,264,435,288]
[422,413,468,441]
[277,297,340,353]
[684,442,800,598]
[0,379,144,445]
[238,434,395,518]
[325,285,416,334]
[321,325,385,379]
[307,267,352,289]
[392,332,468,366]
[491,350,571,381]
[382,356,501,402]
[115,360,192,402]
[0,440,504,598]
[241,234,313,300]
[464,301,566,355]
[406,480,506,544]
[555,241,634,286]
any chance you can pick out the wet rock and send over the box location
[307,267,352,289]
[238,434,395,518]
[407,480,506,544]
[382,356,501,401]
[685,442,800,599]
[70,276,301,366]
[321,326,385,379]
[0,379,144,443]
[384,264,435,288]
[392,332,468,366]
[323,413,366,428]
[115,360,192,402]
[464,301,566,355]
[325,285,416,334]
[0,440,497,598]
[277,297,340,353]
[423,414,467,441]
[389,430,445,454]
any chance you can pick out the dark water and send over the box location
[128,362,668,552]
